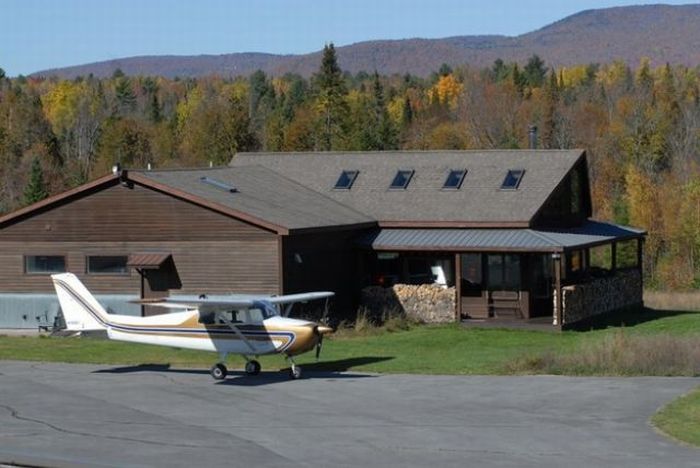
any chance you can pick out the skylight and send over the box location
[200,176,237,193]
[501,170,525,190]
[390,170,414,189]
[443,169,467,189]
[334,170,359,190]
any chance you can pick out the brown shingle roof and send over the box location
[230,150,586,226]
[132,165,375,232]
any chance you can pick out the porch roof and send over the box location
[358,220,645,253]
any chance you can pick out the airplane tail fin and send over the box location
[51,273,110,331]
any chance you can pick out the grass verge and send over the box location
[652,387,700,447]
[506,331,700,376]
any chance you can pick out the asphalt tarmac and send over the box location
[0,361,697,467]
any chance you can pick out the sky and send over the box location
[1,0,695,76]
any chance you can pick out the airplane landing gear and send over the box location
[289,364,302,380]
[245,359,261,375]
[286,355,302,379]
[210,363,227,380]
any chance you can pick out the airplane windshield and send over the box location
[198,301,279,325]
[253,301,279,319]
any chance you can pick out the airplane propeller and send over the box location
[313,324,333,360]
[315,333,323,360]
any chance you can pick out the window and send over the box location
[389,170,414,189]
[501,169,525,190]
[570,166,582,214]
[443,169,467,189]
[87,256,128,274]
[334,170,359,189]
[373,252,401,287]
[486,254,521,290]
[461,253,483,297]
[25,255,65,274]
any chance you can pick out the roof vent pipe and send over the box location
[112,162,122,176]
[528,125,538,149]
[147,162,152,171]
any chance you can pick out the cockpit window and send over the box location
[199,302,278,325]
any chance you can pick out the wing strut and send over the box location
[215,312,256,353]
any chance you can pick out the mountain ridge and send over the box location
[33,4,700,79]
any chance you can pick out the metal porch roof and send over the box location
[358,221,645,252]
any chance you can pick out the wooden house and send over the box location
[0,150,644,329]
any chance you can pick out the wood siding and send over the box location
[532,159,592,228]
[0,240,280,295]
[0,182,280,295]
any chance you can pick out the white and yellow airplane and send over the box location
[51,273,334,380]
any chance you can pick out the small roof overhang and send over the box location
[357,221,645,253]
[127,253,172,269]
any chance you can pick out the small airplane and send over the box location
[51,273,334,380]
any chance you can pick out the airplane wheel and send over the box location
[289,365,302,380]
[210,363,227,380]
[245,360,261,376]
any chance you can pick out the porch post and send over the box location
[553,252,563,326]
[611,242,617,273]
[455,253,462,321]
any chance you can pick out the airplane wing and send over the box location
[130,292,334,316]
[131,296,256,309]
[267,292,334,305]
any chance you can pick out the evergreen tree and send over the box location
[360,72,397,150]
[249,70,274,117]
[141,77,161,123]
[542,70,560,148]
[313,43,348,150]
[23,157,48,205]
[114,77,136,115]
[438,63,453,77]
[523,55,547,88]
[491,59,509,82]
[402,96,413,126]
[511,64,526,95]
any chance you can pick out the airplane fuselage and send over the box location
[102,312,319,356]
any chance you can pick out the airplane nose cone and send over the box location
[315,325,334,335]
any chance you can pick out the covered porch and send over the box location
[358,221,645,328]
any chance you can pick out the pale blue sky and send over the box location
[1,1,694,76]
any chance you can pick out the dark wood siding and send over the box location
[532,159,592,228]
[0,182,280,295]
[282,229,371,319]
[0,241,279,295]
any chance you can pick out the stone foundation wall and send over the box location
[560,269,643,325]
[360,284,456,323]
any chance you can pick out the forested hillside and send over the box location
[33,4,700,79]
[1,46,699,289]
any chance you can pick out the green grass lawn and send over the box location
[1,307,698,375]
[652,387,700,447]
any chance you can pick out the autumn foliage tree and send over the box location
[0,54,698,288]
